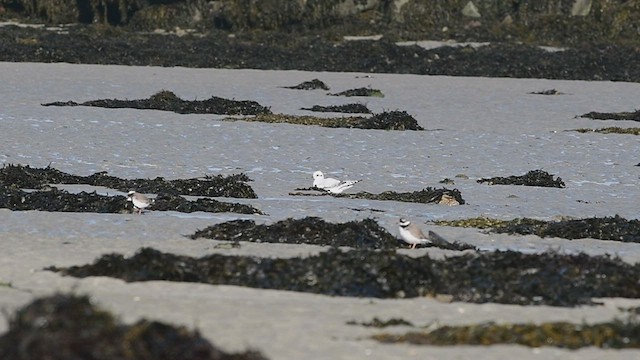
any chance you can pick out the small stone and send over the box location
[462,1,481,18]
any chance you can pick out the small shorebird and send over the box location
[398,218,431,249]
[126,191,154,214]
[312,171,360,194]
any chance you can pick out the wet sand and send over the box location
[1,62,640,358]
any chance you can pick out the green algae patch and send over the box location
[282,79,329,90]
[188,217,475,251]
[49,248,640,306]
[372,319,640,349]
[572,127,640,135]
[301,103,372,114]
[0,185,262,214]
[0,294,268,360]
[580,109,640,121]
[436,215,640,244]
[328,87,384,97]
[0,164,257,198]
[42,90,272,115]
[477,169,565,188]
[225,110,423,130]
[293,187,464,205]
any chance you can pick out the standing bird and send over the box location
[126,191,154,214]
[398,218,431,249]
[312,171,360,194]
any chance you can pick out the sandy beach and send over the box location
[1,61,640,358]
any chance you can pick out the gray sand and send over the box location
[1,62,640,358]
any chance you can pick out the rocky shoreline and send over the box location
[1,0,640,81]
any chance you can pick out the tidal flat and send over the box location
[1,62,640,359]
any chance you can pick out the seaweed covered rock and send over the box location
[282,79,329,90]
[152,193,262,215]
[292,187,464,205]
[438,215,640,243]
[0,185,261,214]
[580,109,640,121]
[356,111,423,131]
[373,319,640,349]
[42,90,272,115]
[0,186,127,213]
[0,294,267,360]
[190,217,474,251]
[328,88,384,97]
[0,164,257,198]
[497,215,640,243]
[50,247,640,306]
[226,111,423,131]
[190,217,398,249]
[477,169,565,188]
[301,103,372,114]
[573,127,640,135]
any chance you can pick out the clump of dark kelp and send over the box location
[224,110,423,130]
[41,90,272,115]
[188,217,475,251]
[580,109,640,121]
[572,127,640,135]
[347,317,414,328]
[328,87,384,97]
[435,215,640,243]
[292,187,464,205]
[301,103,372,113]
[0,164,256,198]
[477,169,565,188]
[529,89,564,95]
[282,79,329,90]
[0,185,262,214]
[189,217,397,249]
[372,318,640,349]
[49,247,640,306]
[0,294,268,360]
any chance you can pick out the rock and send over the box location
[462,1,481,18]
[571,0,592,16]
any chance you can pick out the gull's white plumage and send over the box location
[312,171,360,194]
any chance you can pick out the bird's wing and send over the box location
[428,231,454,247]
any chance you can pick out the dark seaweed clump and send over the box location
[0,294,267,360]
[50,247,640,306]
[529,89,563,95]
[228,110,422,131]
[572,127,640,135]
[493,215,640,243]
[328,88,384,97]
[324,187,464,205]
[373,319,640,349]
[357,111,423,130]
[0,164,256,198]
[282,79,329,90]
[150,193,261,214]
[42,90,272,115]
[189,217,473,251]
[0,185,261,214]
[189,217,398,249]
[580,109,640,121]
[301,103,372,114]
[348,317,414,328]
[0,186,127,213]
[477,169,565,188]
